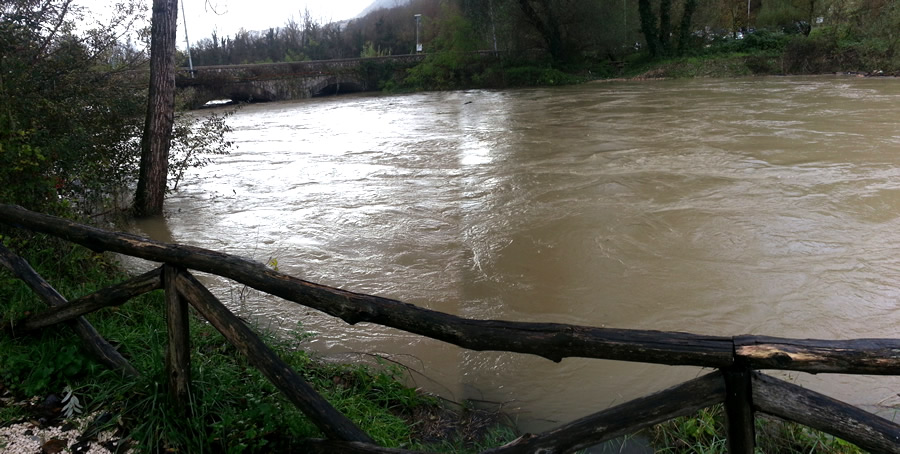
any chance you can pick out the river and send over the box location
[132,76,900,432]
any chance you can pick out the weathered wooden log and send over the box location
[174,269,374,443]
[0,204,735,368]
[6,267,162,334]
[736,335,900,375]
[164,265,192,412]
[483,371,726,454]
[752,372,900,453]
[0,243,140,377]
[723,366,755,454]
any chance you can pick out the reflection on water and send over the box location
[133,77,900,431]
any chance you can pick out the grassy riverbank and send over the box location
[395,27,900,94]
[614,31,897,81]
[0,240,515,452]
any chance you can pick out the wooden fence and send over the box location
[1,203,899,453]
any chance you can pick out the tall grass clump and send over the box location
[650,404,866,453]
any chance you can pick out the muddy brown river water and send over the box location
[132,76,900,432]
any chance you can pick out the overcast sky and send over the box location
[77,0,374,48]
[180,0,372,38]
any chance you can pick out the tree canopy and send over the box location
[0,0,148,215]
[2,0,900,219]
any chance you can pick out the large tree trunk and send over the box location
[134,0,178,217]
[677,0,698,55]
[517,0,565,61]
[638,0,659,56]
[658,0,673,53]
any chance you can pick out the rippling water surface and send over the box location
[134,76,900,430]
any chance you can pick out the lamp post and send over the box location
[747,0,751,27]
[414,14,422,53]
[181,0,194,77]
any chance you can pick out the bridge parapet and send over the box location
[176,54,427,107]
[179,54,426,77]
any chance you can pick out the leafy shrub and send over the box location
[782,35,841,74]
[501,66,580,87]
[0,129,58,214]
[744,55,779,74]
[169,111,236,191]
[403,6,482,90]
[741,30,790,52]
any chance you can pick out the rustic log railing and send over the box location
[1,203,899,453]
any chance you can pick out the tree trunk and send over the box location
[134,0,178,217]
[677,0,698,55]
[517,0,565,61]
[638,0,659,56]
[658,0,673,53]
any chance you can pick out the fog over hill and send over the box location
[356,0,412,18]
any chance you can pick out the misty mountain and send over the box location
[356,0,412,18]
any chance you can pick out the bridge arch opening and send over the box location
[310,76,367,98]
[313,82,365,97]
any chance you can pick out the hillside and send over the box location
[356,0,411,18]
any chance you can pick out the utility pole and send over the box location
[414,14,422,53]
[747,0,751,27]
[489,0,498,53]
[181,0,194,77]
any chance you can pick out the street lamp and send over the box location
[414,14,422,53]
[181,0,194,77]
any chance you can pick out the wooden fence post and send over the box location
[174,269,374,443]
[723,364,755,454]
[164,264,192,414]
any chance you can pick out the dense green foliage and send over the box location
[0,1,147,215]
[404,6,483,90]
[0,0,235,219]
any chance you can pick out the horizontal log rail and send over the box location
[5,267,163,334]
[0,204,737,368]
[2,203,900,453]
[9,204,900,374]
[0,243,140,377]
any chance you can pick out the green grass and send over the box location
[0,404,25,425]
[650,405,866,454]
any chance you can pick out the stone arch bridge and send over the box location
[176,54,425,108]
